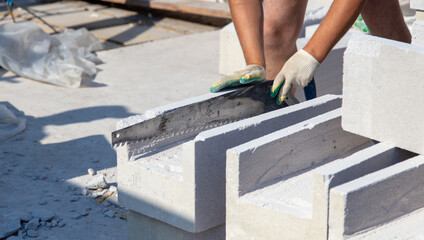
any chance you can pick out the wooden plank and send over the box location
[94,0,231,19]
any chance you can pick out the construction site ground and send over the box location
[0,0,223,239]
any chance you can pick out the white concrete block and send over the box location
[412,20,424,47]
[411,0,424,11]
[329,155,424,239]
[342,33,424,155]
[400,0,416,18]
[311,143,416,239]
[118,94,343,233]
[226,109,370,240]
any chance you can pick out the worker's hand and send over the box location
[270,49,320,104]
[210,64,266,93]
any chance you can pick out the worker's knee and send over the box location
[263,18,300,51]
[362,0,411,43]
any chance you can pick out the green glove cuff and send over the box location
[210,64,266,93]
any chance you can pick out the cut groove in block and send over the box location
[329,155,424,239]
[347,207,424,239]
[117,94,342,233]
[226,109,371,240]
[342,33,424,155]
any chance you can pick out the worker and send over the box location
[210,0,411,105]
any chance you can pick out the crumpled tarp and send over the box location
[0,21,103,88]
[0,104,25,141]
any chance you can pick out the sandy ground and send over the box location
[0,27,220,239]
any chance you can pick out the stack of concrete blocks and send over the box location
[116,93,358,239]
[226,34,424,240]
[116,2,424,239]
[337,29,424,239]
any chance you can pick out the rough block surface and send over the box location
[329,155,424,239]
[226,109,370,240]
[311,143,416,239]
[411,0,424,11]
[342,33,424,155]
[118,94,342,233]
[412,20,424,47]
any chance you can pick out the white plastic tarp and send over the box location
[0,22,103,88]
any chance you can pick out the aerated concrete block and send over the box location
[311,143,416,239]
[329,155,424,239]
[412,20,424,47]
[226,109,370,240]
[117,94,342,234]
[411,0,424,11]
[342,33,424,155]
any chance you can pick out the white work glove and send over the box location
[210,64,266,92]
[270,49,320,104]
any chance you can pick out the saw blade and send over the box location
[112,81,299,154]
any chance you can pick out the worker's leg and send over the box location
[263,0,308,80]
[361,0,411,43]
[229,0,265,67]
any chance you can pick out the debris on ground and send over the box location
[85,174,108,190]
[87,168,96,176]
[0,210,65,239]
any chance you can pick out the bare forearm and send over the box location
[304,0,365,63]
[229,0,265,66]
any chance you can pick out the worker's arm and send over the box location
[210,0,265,92]
[229,0,265,67]
[271,0,365,103]
[303,0,365,62]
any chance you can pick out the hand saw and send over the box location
[112,81,299,154]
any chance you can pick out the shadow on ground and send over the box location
[0,103,135,180]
